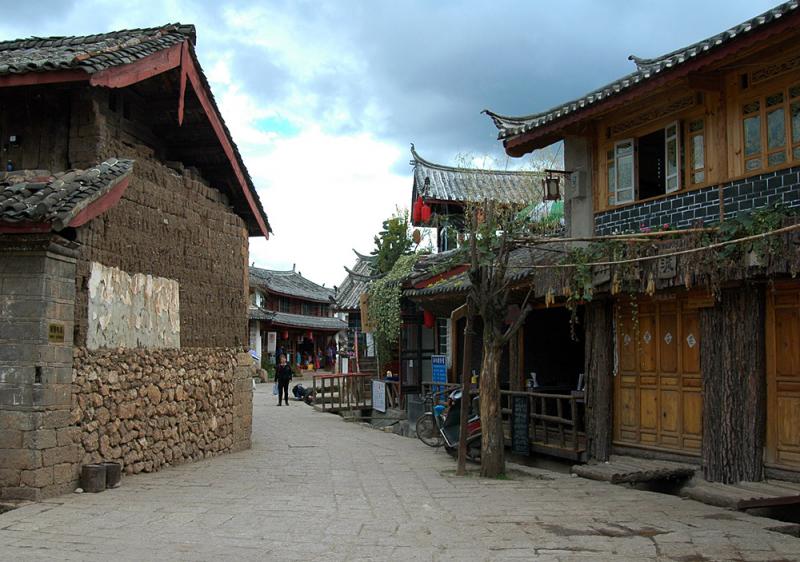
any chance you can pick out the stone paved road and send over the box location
[2,386,799,561]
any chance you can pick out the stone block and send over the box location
[1,485,40,501]
[0,383,32,407]
[42,444,79,467]
[0,429,23,449]
[22,429,57,450]
[20,466,54,488]
[0,449,42,470]
[0,410,36,431]
[52,462,79,485]
[0,468,20,487]
[33,409,72,429]
[56,427,81,447]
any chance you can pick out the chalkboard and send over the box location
[511,396,530,455]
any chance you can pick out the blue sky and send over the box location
[0,0,780,286]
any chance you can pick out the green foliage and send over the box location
[367,253,419,371]
[372,210,413,274]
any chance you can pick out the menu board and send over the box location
[511,396,530,455]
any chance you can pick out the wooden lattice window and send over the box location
[742,83,800,172]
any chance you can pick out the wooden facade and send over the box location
[485,3,800,481]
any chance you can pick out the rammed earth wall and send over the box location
[71,348,253,475]
[595,166,800,235]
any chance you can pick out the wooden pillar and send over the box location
[700,284,766,483]
[509,329,522,392]
[584,299,614,462]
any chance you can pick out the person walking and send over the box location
[275,354,292,406]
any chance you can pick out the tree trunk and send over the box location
[585,299,614,462]
[479,342,505,477]
[701,285,766,483]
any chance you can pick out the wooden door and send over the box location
[614,296,702,453]
[766,283,800,470]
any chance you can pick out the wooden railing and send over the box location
[420,381,461,403]
[500,389,586,461]
[312,373,374,412]
[385,380,402,410]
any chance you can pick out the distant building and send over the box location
[249,267,346,370]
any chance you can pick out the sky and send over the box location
[0,0,780,287]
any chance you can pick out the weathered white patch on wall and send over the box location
[87,262,180,349]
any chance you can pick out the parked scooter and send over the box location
[437,390,481,462]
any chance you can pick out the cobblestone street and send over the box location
[1,385,799,561]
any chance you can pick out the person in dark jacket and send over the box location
[275,354,293,406]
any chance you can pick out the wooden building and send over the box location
[484,1,800,482]
[0,24,269,500]
[333,251,378,373]
[249,266,346,369]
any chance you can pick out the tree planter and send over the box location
[102,462,122,489]
[80,464,107,493]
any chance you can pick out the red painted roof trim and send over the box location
[503,11,800,156]
[89,44,182,88]
[414,264,468,289]
[0,69,87,88]
[180,42,270,238]
[68,175,131,228]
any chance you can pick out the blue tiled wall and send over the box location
[594,167,800,235]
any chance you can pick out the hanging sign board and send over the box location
[511,395,530,455]
[431,354,447,399]
[267,332,277,355]
[372,379,386,413]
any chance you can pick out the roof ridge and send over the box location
[0,23,194,51]
[483,0,800,139]
[410,143,539,176]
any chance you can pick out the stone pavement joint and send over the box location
[0,385,799,561]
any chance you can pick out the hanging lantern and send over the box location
[423,310,435,329]
[543,171,562,201]
[421,202,432,224]
[282,330,289,340]
[412,196,423,223]
[307,330,313,339]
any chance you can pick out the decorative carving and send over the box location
[664,332,673,345]
[609,94,696,137]
[751,54,800,85]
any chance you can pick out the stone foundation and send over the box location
[71,348,254,476]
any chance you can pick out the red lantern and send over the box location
[423,310,435,329]
[421,202,431,224]
[282,330,289,340]
[307,331,313,339]
[412,196,423,223]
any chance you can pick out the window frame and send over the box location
[739,81,800,175]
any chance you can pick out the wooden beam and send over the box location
[0,70,88,88]
[687,72,724,92]
[89,44,182,89]
[0,222,52,234]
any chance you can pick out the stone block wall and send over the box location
[0,237,81,501]
[71,348,254,475]
[594,166,800,235]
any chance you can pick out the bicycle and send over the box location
[416,390,447,447]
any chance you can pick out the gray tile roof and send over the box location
[0,24,195,76]
[403,245,563,299]
[0,23,271,237]
[0,158,133,230]
[484,1,800,142]
[335,252,377,311]
[250,267,334,303]
[411,145,539,206]
[248,306,347,332]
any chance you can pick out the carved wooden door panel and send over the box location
[766,283,800,471]
[614,297,702,453]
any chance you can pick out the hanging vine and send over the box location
[367,253,419,372]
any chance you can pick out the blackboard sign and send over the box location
[511,396,530,455]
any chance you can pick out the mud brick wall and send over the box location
[71,348,254,475]
[0,238,81,501]
[72,148,249,348]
